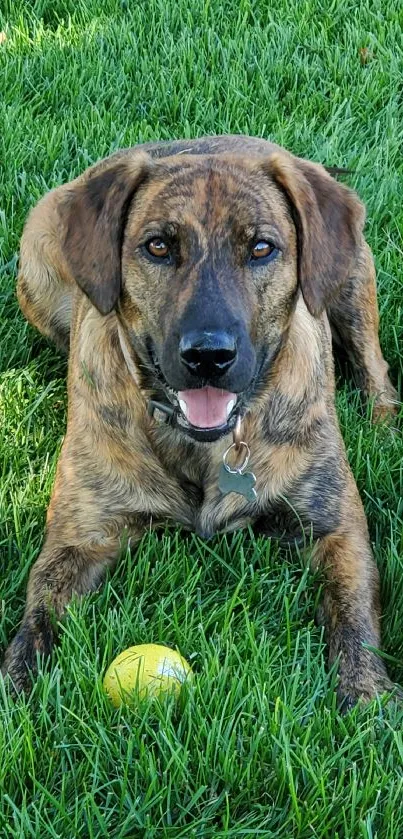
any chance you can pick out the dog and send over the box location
[2,134,399,708]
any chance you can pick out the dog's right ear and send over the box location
[58,152,152,315]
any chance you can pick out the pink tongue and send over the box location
[178,386,236,429]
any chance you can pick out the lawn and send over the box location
[0,0,403,836]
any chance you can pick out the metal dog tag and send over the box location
[218,434,258,503]
[218,462,257,502]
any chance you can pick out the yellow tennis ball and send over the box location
[103,643,192,707]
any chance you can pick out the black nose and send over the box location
[179,330,237,379]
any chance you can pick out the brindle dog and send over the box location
[3,135,399,708]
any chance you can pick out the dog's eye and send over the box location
[146,238,170,259]
[250,240,276,260]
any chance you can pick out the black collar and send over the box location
[147,398,177,424]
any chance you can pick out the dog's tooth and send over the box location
[226,398,236,418]
[179,399,188,416]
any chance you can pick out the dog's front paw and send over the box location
[371,387,400,425]
[336,672,401,713]
[1,618,54,694]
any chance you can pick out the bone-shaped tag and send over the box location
[218,463,257,503]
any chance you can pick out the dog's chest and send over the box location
[151,424,299,539]
[173,460,258,538]
[174,477,299,544]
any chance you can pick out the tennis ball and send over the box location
[103,643,192,707]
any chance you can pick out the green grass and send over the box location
[1,0,403,835]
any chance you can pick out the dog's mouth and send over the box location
[149,383,240,442]
[177,386,237,429]
[173,386,239,441]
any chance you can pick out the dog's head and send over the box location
[59,146,364,441]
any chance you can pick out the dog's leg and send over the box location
[313,525,395,710]
[1,527,141,693]
[328,241,398,421]
[288,441,396,708]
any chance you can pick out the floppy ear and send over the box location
[264,152,365,317]
[58,152,152,314]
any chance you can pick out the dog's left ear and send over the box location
[264,153,365,317]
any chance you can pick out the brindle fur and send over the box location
[5,135,399,707]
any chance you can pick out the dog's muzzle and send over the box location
[117,318,265,443]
